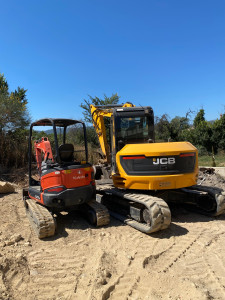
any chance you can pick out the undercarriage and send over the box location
[23,189,110,239]
[96,181,225,234]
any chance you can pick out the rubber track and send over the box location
[189,185,225,216]
[25,199,56,239]
[87,200,110,227]
[97,185,171,233]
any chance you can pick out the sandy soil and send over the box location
[0,171,225,300]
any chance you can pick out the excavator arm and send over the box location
[34,137,54,175]
[90,102,135,163]
[90,105,112,163]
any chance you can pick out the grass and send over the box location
[198,152,225,167]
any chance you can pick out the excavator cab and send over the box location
[111,106,155,172]
[113,106,154,149]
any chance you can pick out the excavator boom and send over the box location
[90,102,135,163]
[34,137,54,175]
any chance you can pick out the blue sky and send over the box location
[0,0,224,123]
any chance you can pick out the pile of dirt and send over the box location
[0,167,29,187]
[198,168,225,189]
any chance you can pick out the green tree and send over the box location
[155,113,191,142]
[0,73,30,167]
[170,116,190,141]
[0,74,9,94]
[189,109,218,153]
[193,120,213,152]
[211,113,225,151]
[80,93,120,124]
[0,73,30,131]
[193,109,205,128]
[155,114,170,141]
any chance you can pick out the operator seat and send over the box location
[58,144,74,162]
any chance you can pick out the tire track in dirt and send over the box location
[99,218,190,299]
[143,228,204,273]
[103,266,139,300]
[204,236,225,287]
[98,229,155,300]
[125,225,206,299]
[26,249,87,300]
[103,226,203,300]
[75,249,123,300]
[99,228,174,299]
[1,255,30,299]
[176,224,225,300]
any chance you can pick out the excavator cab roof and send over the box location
[31,118,84,128]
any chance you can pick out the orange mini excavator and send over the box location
[23,118,109,238]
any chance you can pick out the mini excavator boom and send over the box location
[34,137,54,175]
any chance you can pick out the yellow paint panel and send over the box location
[119,141,197,156]
[114,141,198,190]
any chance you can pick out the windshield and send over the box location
[65,123,87,162]
[115,116,154,150]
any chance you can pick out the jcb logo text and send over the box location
[153,158,175,165]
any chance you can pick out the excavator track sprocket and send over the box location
[24,198,56,239]
[96,184,171,234]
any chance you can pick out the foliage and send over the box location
[0,74,30,131]
[155,108,225,156]
[154,114,171,141]
[86,126,99,147]
[181,109,225,154]
[193,109,205,128]
[0,73,30,168]
[80,93,120,124]
[211,114,225,151]
[155,113,191,142]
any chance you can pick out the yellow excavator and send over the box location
[90,102,225,233]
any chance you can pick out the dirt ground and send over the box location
[0,170,225,300]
